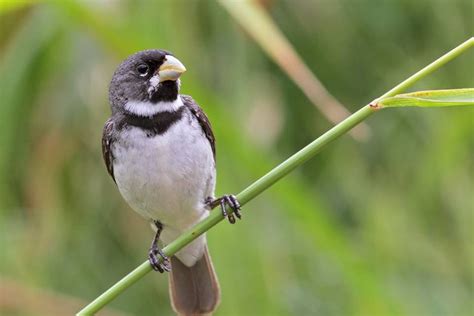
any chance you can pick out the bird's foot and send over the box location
[206,194,242,224]
[148,220,171,273]
[148,245,171,273]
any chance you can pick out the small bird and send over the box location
[102,49,241,315]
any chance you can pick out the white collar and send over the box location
[124,96,183,117]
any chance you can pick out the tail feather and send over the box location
[169,246,220,316]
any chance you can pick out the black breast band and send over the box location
[119,106,185,137]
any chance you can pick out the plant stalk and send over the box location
[78,37,473,315]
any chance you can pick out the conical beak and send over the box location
[158,55,186,82]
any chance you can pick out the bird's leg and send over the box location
[148,220,171,273]
[206,195,242,224]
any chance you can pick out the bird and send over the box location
[102,49,241,315]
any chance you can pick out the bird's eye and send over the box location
[137,64,149,76]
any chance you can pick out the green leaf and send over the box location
[375,88,474,108]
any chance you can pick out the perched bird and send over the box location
[102,49,241,315]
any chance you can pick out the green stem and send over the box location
[77,37,473,315]
[379,37,473,99]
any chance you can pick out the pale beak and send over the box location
[158,55,186,82]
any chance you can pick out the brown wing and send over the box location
[181,95,216,160]
[102,118,116,182]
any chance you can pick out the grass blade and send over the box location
[375,88,474,108]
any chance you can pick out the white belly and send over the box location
[112,112,215,266]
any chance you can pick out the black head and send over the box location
[109,49,186,115]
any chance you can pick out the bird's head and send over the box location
[109,49,186,116]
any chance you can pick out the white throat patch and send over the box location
[147,74,160,96]
[124,96,184,117]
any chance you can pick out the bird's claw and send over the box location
[206,194,242,224]
[148,246,171,273]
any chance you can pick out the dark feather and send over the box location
[102,118,116,182]
[182,95,216,160]
[120,107,185,137]
[169,246,220,315]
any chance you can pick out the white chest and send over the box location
[112,112,216,231]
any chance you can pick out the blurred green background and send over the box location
[0,1,473,315]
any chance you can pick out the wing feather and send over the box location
[102,118,116,182]
[181,95,216,160]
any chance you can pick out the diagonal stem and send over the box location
[77,37,473,315]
